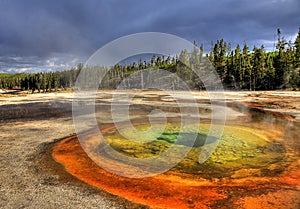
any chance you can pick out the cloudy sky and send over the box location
[0,0,299,73]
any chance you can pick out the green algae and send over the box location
[102,123,287,179]
[157,132,217,147]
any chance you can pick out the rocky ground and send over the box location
[0,92,145,209]
[0,90,299,209]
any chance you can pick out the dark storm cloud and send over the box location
[141,0,300,48]
[0,0,299,72]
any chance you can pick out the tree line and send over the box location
[208,28,300,90]
[0,28,299,92]
[0,66,81,93]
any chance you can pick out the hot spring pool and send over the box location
[53,92,300,208]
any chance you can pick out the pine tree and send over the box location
[177,49,190,81]
[190,42,200,70]
[292,28,300,89]
[274,28,287,88]
[251,45,266,90]
[234,44,242,88]
[199,43,204,63]
[265,53,276,89]
[242,43,252,90]
[294,27,300,68]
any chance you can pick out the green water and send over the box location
[157,132,217,147]
[102,123,288,179]
[91,93,299,180]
